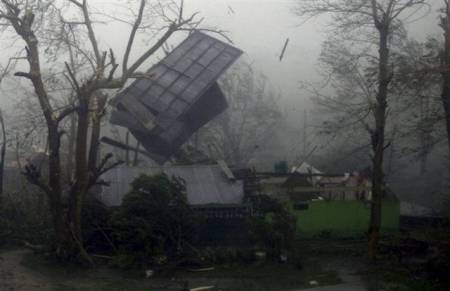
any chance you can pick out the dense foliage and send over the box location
[81,197,115,254]
[248,195,297,259]
[0,191,51,247]
[110,174,198,268]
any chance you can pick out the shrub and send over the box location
[248,195,296,259]
[110,173,198,268]
[0,191,52,247]
[81,197,114,254]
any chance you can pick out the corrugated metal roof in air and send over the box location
[110,31,242,164]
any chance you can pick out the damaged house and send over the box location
[99,32,244,212]
[250,162,400,237]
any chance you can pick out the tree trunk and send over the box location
[68,91,108,266]
[419,97,431,175]
[439,2,450,225]
[66,108,76,181]
[69,97,90,259]
[19,26,75,259]
[88,94,107,173]
[441,3,450,154]
[47,124,74,258]
[0,110,6,204]
[368,25,390,260]
[442,61,450,150]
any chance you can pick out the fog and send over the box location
[0,0,447,207]
[2,1,450,288]
[0,0,442,112]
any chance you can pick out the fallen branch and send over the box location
[187,267,215,272]
[190,287,215,291]
[91,254,113,260]
[22,240,45,252]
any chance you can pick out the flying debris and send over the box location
[228,5,235,15]
[279,38,289,62]
[108,31,243,164]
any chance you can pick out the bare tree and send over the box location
[0,0,214,263]
[296,0,428,259]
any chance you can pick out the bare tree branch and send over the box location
[68,0,101,65]
[122,0,146,76]
[56,105,78,123]
[65,62,80,92]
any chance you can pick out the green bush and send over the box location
[110,173,198,268]
[0,203,12,246]
[248,195,296,259]
[81,197,114,254]
[0,191,52,247]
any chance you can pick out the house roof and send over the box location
[98,165,244,206]
[292,162,322,174]
[110,31,242,164]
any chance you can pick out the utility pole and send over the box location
[303,110,308,159]
[419,94,431,175]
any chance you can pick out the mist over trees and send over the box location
[194,62,283,167]
[295,0,433,259]
[0,0,449,273]
[302,1,450,216]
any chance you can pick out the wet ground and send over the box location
[0,248,354,291]
[0,249,51,290]
[0,246,426,291]
[294,255,386,291]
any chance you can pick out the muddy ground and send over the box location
[0,249,51,291]
[0,238,444,291]
[0,247,340,291]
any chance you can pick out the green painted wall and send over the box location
[293,200,399,237]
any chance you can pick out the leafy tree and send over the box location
[296,0,429,259]
[313,35,445,173]
[248,195,296,259]
[110,174,197,268]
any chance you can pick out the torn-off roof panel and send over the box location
[110,31,243,164]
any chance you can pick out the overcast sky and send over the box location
[186,0,327,113]
[184,0,441,113]
[0,0,443,115]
